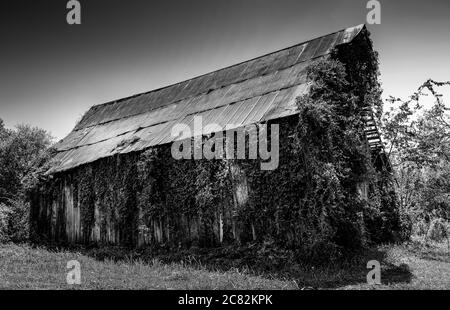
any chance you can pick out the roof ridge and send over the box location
[89,24,365,110]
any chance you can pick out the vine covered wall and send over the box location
[30,29,401,260]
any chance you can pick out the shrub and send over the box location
[0,199,30,243]
[0,203,11,243]
[427,218,448,242]
[412,219,428,237]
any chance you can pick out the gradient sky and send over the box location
[1,0,449,140]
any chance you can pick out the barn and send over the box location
[30,24,396,251]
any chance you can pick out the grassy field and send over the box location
[0,239,448,290]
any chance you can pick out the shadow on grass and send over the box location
[419,253,450,263]
[404,240,450,264]
[286,247,414,289]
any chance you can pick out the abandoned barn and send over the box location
[30,24,398,252]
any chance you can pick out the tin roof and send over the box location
[48,24,365,174]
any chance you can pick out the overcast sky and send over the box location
[1,0,449,140]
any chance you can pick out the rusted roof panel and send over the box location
[48,24,366,174]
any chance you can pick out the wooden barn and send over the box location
[31,24,394,250]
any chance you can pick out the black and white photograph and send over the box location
[0,0,449,298]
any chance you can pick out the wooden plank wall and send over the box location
[35,161,252,247]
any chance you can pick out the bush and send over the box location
[0,203,11,243]
[426,218,448,242]
[0,199,29,243]
[412,219,428,237]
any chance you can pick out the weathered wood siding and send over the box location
[31,161,251,247]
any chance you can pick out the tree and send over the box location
[0,119,53,242]
[0,122,53,201]
[383,80,450,166]
[382,80,450,242]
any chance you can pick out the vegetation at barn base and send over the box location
[1,239,448,289]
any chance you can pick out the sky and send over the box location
[0,0,449,140]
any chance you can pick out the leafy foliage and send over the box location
[382,80,450,244]
[0,120,53,242]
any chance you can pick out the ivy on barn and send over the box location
[31,28,402,261]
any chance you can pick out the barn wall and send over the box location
[30,29,395,250]
[30,110,387,251]
[30,162,251,247]
[30,118,297,247]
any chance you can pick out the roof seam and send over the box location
[49,112,303,175]
[56,81,305,153]
[73,52,332,132]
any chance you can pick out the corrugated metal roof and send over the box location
[48,24,365,174]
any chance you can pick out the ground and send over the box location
[338,238,450,290]
[0,239,448,290]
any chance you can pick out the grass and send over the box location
[0,239,448,290]
[0,243,297,290]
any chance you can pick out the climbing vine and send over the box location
[31,28,401,262]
